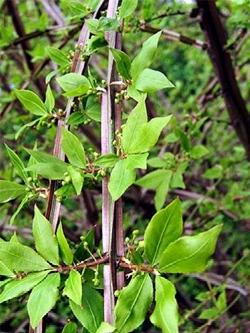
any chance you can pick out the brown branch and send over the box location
[197,29,249,109]
[6,0,34,71]
[57,254,110,273]
[113,31,125,291]
[55,254,159,276]
[144,10,186,23]
[140,22,207,50]
[191,272,248,297]
[196,0,250,159]
[6,0,45,95]
[2,24,79,50]
[118,258,159,275]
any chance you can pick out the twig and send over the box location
[119,258,159,275]
[39,0,65,26]
[140,22,207,50]
[6,0,35,71]
[55,254,159,275]
[145,10,186,23]
[197,30,249,110]
[6,0,45,95]
[191,272,248,297]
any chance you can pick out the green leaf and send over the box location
[0,260,15,277]
[147,157,167,168]
[9,233,19,244]
[63,270,82,306]
[0,239,52,273]
[62,128,86,168]
[28,273,60,329]
[5,144,28,183]
[115,274,153,333]
[128,116,172,153]
[121,99,147,153]
[15,118,40,140]
[60,0,90,18]
[57,73,90,97]
[67,166,84,195]
[111,49,131,80]
[87,17,119,35]
[136,169,171,189]
[127,85,146,102]
[96,322,115,333]
[26,162,66,180]
[135,69,174,93]
[95,153,119,168]
[119,0,138,18]
[176,129,191,152]
[159,225,223,273]
[45,85,55,113]
[85,95,101,122]
[25,150,68,180]
[46,69,58,84]
[98,17,120,32]
[144,199,183,265]
[55,184,76,200]
[27,142,37,180]
[0,181,27,203]
[216,290,227,311]
[67,112,85,126]
[190,145,209,159]
[171,161,188,189]
[56,223,73,265]
[47,47,69,67]
[9,193,31,225]
[150,277,178,333]
[203,165,223,179]
[130,32,161,81]
[15,90,47,116]
[86,35,107,55]
[70,285,103,333]
[62,322,77,333]
[86,18,100,34]
[125,153,149,170]
[0,279,11,289]
[26,149,68,167]
[199,307,218,320]
[0,271,49,304]
[33,206,59,265]
[154,171,173,211]
[108,159,136,201]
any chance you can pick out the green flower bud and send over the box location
[93,278,100,286]
[83,241,89,249]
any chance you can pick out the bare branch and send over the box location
[197,0,250,159]
[39,0,65,26]
[140,22,207,50]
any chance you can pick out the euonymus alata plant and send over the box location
[0,0,222,332]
